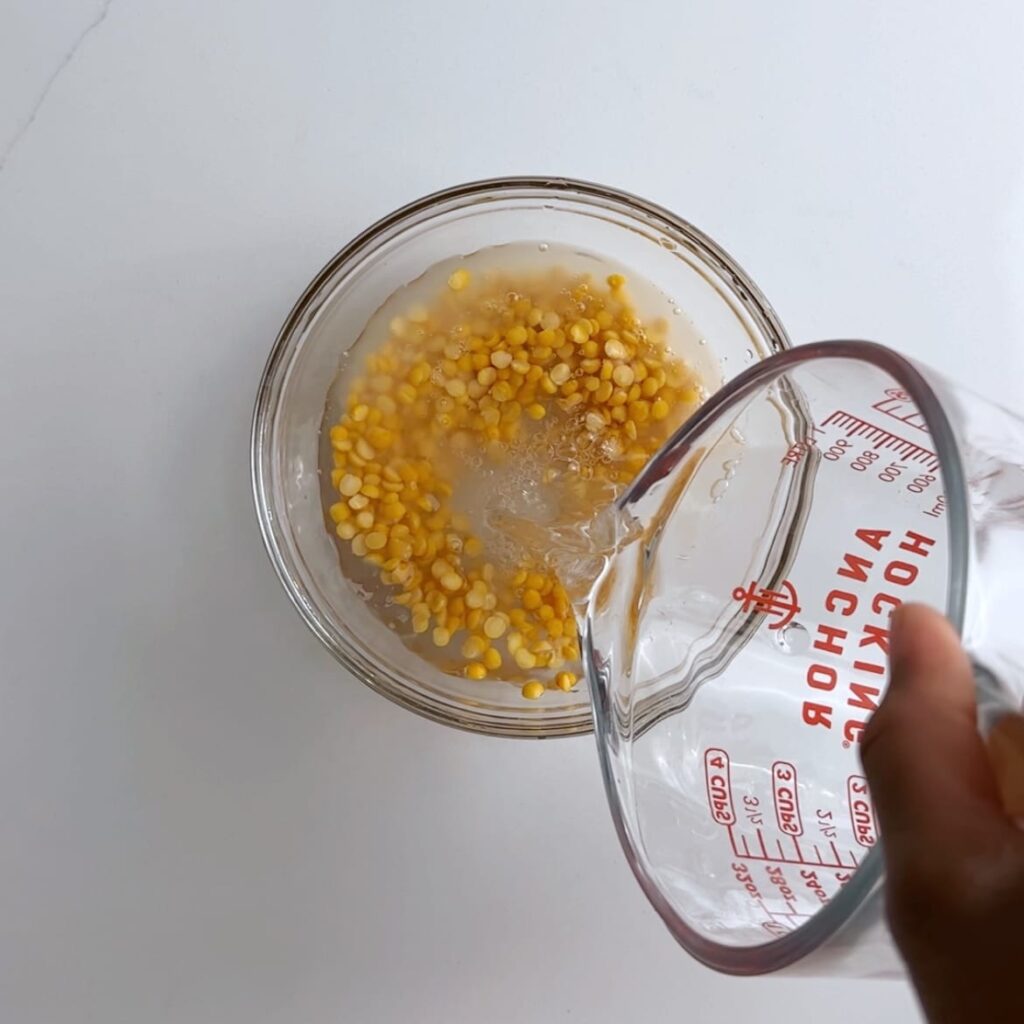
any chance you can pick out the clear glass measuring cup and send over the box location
[583,340,1024,975]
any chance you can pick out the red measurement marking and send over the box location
[756,899,814,924]
[821,410,939,472]
[731,579,800,630]
[736,832,752,857]
[704,748,736,825]
[772,761,804,836]
[872,388,929,433]
[726,825,860,871]
[847,775,878,847]
[756,830,770,858]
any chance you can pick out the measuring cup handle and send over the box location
[972,659,1024,819]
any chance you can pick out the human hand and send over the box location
[860,603,1024,1024]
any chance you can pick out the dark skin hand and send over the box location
[860,604,1024,1024]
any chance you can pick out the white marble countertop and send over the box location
[3,2,1023,1021]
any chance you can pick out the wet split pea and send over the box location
[326,257,702,698]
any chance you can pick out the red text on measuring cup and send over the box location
[847,775,877,847]
[801,527,937,745]
[705,748,736,825]
[772,761,803,837]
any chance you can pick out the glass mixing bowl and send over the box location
[251,177,791,737]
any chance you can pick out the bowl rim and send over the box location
[250,175,792,738]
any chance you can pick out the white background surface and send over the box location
[2,2,1022,1021]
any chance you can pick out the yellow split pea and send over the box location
[327,262,701,698]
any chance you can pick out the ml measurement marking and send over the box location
[821,410,940,472]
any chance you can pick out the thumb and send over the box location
[860,603,1007,857]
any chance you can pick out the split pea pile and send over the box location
[326,262,701,699]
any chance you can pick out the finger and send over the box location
[987,713,1024,819]
[860,603,1007,854]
